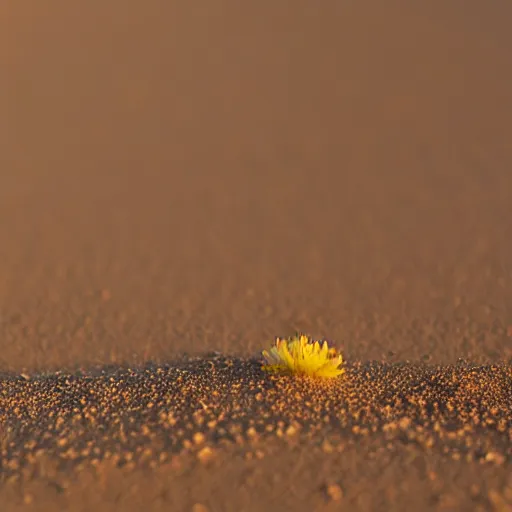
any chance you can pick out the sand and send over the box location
[2,1,512,510]
[2,358,512,510]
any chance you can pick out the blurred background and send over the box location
[2,1,512,371]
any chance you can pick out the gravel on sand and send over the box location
[2,355,511,483]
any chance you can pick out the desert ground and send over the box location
[2,1,512,511]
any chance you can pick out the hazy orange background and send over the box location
[2,1,512,371]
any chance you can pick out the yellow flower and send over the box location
[262,335,344,378]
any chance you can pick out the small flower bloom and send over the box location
[262,335,344,378]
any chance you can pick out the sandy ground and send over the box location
[2,1,512,510]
